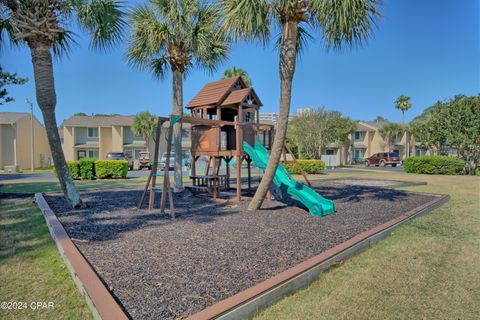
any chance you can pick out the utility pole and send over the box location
[26,99,34,173]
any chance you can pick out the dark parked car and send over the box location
[365,152,401,167]
[106,152,133,170]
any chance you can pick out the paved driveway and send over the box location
[354,165,405,172]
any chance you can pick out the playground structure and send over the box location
[139,77,335,218]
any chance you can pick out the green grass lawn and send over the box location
[255,171,480,320]
[0,197,91,320]
[1,170,478,319]
[0,177,149,194]
[0,169,53,175]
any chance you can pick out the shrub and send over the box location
[475,167,480,176]
[95,160,128,179]
[78,157,96,180]
[282,160,325,174]
[52,161,80,180]
[403,156,464,175]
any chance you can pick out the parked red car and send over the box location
[365,152,401,167]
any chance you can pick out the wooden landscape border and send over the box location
[35,193,128,320]
[35,192,449,320]
[187,193,449,320]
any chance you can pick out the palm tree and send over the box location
[394,94,412,157]
[379,123,404,152]
[132,111,157,153]
[1,0,126,207]
[223,66,252,86]
[126,0,229,192]
[395,94,412,124]
[220,0,382,210]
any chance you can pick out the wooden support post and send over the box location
[284,142,312,187]
[191,155,196,177]
[216,157,221,175]
[144,118,163,210]
[160,117,175,218]
[235,116,242,201]
[212,156,217,199]
[225,157,231,189]
[247,157,252,194]
[205,156,211,176]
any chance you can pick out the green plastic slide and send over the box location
[243,141,335,217]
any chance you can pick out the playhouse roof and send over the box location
[186,76,247,109]
[221,88,262,107]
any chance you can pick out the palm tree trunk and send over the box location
[172,69,183,192]
[30,43,82,207]
[248,21,298,211]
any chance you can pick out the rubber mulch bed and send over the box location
[44,179,437,319]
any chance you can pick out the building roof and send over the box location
[356,122,375,131]
[186,76,247,108]
[362,120,391,130]
[0,112,30,124]
[63,115,135,127]
[221,87,262,107]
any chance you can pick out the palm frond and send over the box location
[219,0,271,46]
[192,2,229,72]
[52,29,77,58]
[149,56,169,80]
[312,0,382,51]
[0,4,20,51]
[73,0,127,50]
[126,4,169,70]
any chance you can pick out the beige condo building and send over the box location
[62,115,191,164]
[0,112,51,170]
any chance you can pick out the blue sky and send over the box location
[2,0,479,124]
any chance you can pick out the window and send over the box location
[87,127,98,138]
[77,150,86,160]
[245,112,251,122]
[88,150,99,159]
[354,131,363,141]
[353,149,364,159]
[325,149,335,155]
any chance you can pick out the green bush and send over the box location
[475,167,480,176]
[403,156,464,175]
[52,161,80,180]
[78,157,96,180]
[282,160,325,174]
[95,160,128,179]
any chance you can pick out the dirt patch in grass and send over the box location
[43,179,438,320]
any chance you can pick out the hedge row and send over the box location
[403,156,464,175]
[53,159,128,179]
[96,160,129,179]
[282,160,325,174]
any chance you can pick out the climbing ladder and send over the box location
[138,115,182,218]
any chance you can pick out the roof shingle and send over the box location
[186,77,245,108]
[63,115,135,127]
[0,112,30,124]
